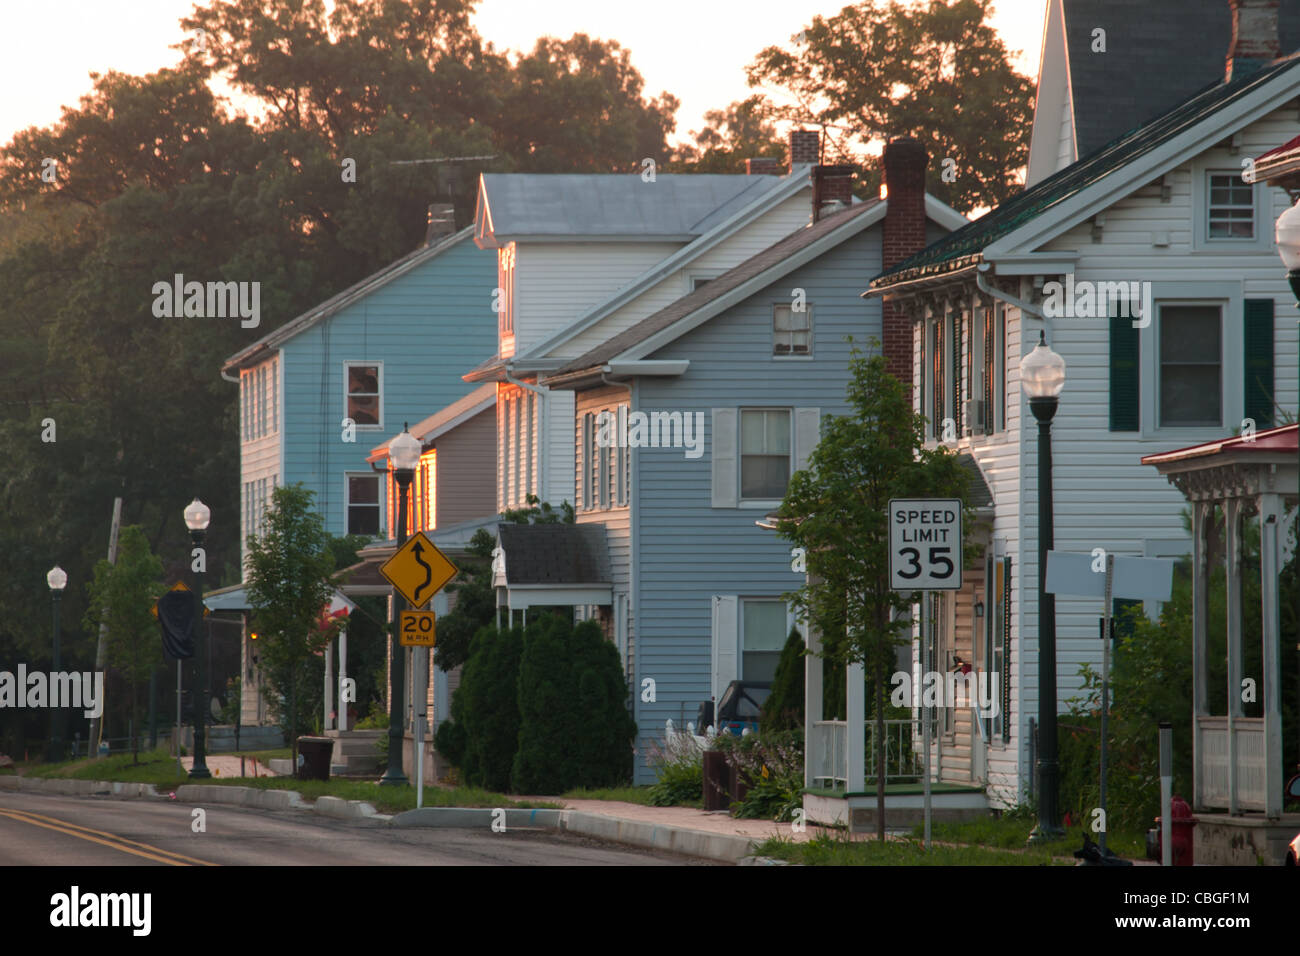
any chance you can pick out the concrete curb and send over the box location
[390,806,564,829]
[559,810,757,863]
[313,795,380,820]
[0,776,160,799]
[174,784,307,811]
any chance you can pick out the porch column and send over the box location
[804,621,823,791]
[1224,497,1243,815]
[1192,501,1209,809]
[846,659,865,792]
[1259,492,1284,819]
[338,626,349,732]
[324,636,334,731]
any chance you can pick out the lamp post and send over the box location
[184,497,211,779]
[1022,331,1067,844]
[45,565,67,763]
[381,425,421,786]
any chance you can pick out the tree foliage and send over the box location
[244,484,338,755]
[760,626,806,732]
[776,340,971,838]
[82,526,164,764]
[746,0,1034,211]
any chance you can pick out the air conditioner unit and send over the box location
[966,398,986,432]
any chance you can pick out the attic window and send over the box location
[1207,173,1254,239]
[773,303,812,356]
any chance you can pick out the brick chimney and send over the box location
[746,157,782,175]
[1226,0,1280,82]
[812,165,855,221]
[424,202,455,246]
[789,129,820,172]
[881,137,928,386]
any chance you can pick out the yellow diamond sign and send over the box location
[379,530,458,609]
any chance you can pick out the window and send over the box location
[981,307,995,434]
[1207,173,1254,239]
[345,363,381,427]
[597,415,608,509]
[773,303,812,356]
[343,473,379,535]
[1159,305,1221,427]
[241,372,250,441]
[741,600,786,683]
[269,358,278,435]
[931,318,944,437]
[740,409,791,500]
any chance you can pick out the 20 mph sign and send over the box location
[889,499,962,591]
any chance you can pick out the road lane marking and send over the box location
[0,807,218,866]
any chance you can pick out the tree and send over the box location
[244,484,337,762]
[760,626,806,732]
[82,526,164,764]
[746,0,1034,212]
[669,96,787,173]
[512,617,636,793]
[453,624,523,791]
[776,340,971,839]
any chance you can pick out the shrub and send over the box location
[645,731,704,806]
[715,729,804,821]
[456,624,523,792]
[511,617,637,794]
[760,627,805,731]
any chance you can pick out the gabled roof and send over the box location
[221,226,476,375]
[872,53,1300,291]
[473,172,797,247]
[1059,0,1300,160]
[368,382,496,463]
[545,194,966,384]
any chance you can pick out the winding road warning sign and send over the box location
[378,530,458,609]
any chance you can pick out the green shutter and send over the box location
[1108,314,1140,431]
[952,313,963,434]
[1243,298,1275,428]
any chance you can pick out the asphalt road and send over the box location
[0,791,716,866]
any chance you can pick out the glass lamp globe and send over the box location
[46,565,68,592]
[184,498,211,531]
[1275,199,1300,272]
[389,426,422,472]
[1020,330,1067,400]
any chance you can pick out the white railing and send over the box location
[810,718,924,789]
[1198,715,1266,810]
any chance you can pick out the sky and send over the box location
[0,0,1046,148]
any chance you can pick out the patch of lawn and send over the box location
[755,834,1073,866]
[38,749,190,787]
[909,814,1146,861]
[560,786,656,805]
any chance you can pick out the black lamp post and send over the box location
[45,565,67,762]
[184,497,211,779]
[1022,331,1067,844]
[380,425,421,786]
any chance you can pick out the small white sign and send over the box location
[1045,551,1175,601]
[889,498,963,591]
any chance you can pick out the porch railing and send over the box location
[810,718,923,789]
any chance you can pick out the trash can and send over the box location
[296,736,334,781]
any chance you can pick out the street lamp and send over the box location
[1021,331,1067,845]
[184,498,211,779]
[45,565,67,763]
[381,425,420,786]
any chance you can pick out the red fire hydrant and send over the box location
[1155,795,1196,866]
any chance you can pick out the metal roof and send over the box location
[495,523,611,586]
[476,173,793,242]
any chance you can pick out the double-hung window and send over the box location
[1207,173,1254,239]
[773,303,812,356]
[1158,305,1222,427]
[741,600,786,683]
[345,363,381,428]
[346,473,381,536]
[740,409,791,500]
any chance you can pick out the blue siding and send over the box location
[280,237,497,534]
[628,227,883,782]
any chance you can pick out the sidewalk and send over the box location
[177,754,281,778]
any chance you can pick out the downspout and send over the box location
[977,262,1044,320]
[504,367,548,505]
[221,367,240,384]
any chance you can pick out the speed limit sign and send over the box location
[888,499,962,590]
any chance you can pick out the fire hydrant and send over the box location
[1155,795,1196,866]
